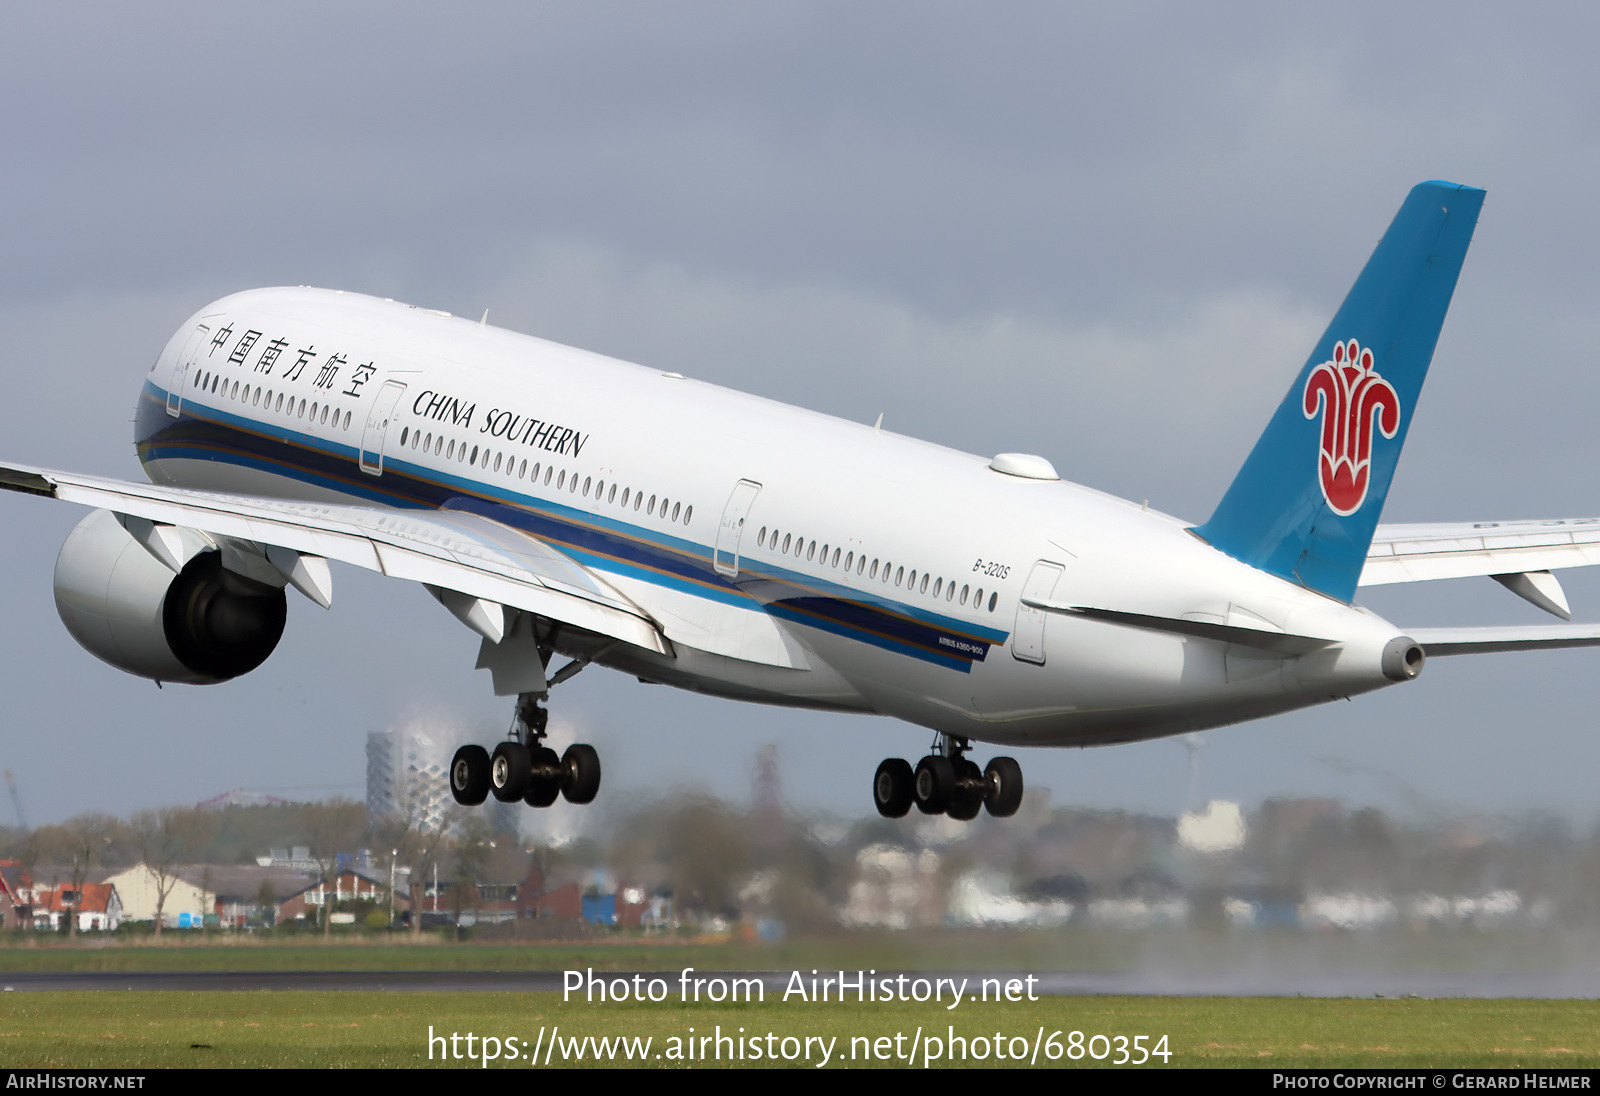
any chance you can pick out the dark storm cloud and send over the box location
[6,3,1597,321]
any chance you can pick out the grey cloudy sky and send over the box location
[3,3,1599,831]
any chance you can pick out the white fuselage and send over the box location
[135,288,1412,748]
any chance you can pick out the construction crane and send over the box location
[4,770,29,831]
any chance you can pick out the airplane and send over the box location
[7,179,1600,822]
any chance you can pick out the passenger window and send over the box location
[870,559,879,579]
[584,476,592,496]
[895,566,904,586]
[933,577,941,597]
[988,592,998,612]
[683,505,692,524]
[783,534,792,553]
[557,470,566,490]
[807,541,816,561]
[758,527,767,547]
[608,484,617,503]
[447,440,455,459]
[975,587,984,607]
[648,495,656,515]
[960,585,969,605]
[908,569,917,588]
[921,574,930,594]
[401,427,409,447]
[634,492,643,511]
[621,487,630,507]
[671,502,681,521]
[844,551,853,571]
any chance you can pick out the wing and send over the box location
[0,462,670,665]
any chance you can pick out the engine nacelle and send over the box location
[54,509,287,684]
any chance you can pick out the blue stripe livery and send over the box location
[1192,181,1485,603]
[135,383,1007,671]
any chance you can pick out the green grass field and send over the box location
[4,932,1598,1068]
[2,991,1597,1068]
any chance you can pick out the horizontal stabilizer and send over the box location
[1410,624,1600,655]
[1363,518,1600,585]
[1021,597,1334,654]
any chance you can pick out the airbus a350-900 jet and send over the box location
[7,180,1598,820]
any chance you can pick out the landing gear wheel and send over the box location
[450,745,490,806]
[984,756,1024,818]
[490,741,532,802]
[561,743,601,804]
[914,755,955,814]
[523,746,562,808]
[947,759,984,821]
[873,758,914,818]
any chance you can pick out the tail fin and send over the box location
[1191,180,1485,603]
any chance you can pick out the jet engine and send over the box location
[53,509,287,684]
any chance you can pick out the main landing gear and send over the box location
[873,735,1023,821]
[449,691,602,810]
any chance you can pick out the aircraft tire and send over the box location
[450,745,491,806]
[984,756,1024,818]
[914,755,955,814]
[524,746,562,808]
[491,742,532,802]
[561,743,602,804]
[873,758,914,818]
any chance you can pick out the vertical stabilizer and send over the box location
[1191,181,1484,602]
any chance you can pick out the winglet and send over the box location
[1191,181,1485,602]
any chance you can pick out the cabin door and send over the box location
[714,479,762,577]
[359,381,408,475]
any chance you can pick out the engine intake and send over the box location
[54,509,287,684]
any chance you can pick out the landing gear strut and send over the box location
[449,685,604,810]
[872,735,1023,821]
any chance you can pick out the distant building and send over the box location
[0,860,32,928]
[278,868,404,924]
[367,725,455,834]
[100,865,213,928]
[32,883,122,932]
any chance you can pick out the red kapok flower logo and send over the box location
[1302,338,1401,516]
